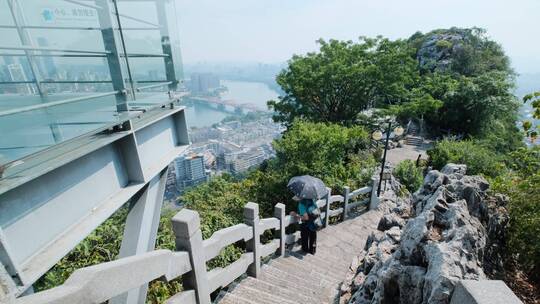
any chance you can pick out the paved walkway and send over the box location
[385,141,433,167]
[217,210,382,304]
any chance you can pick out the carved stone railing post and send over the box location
[274,203,286,257]
[324,187,331,228]
[244,202,260,278]
[343,186,350,221]
[369,177,380,210]
[172,209,211,304]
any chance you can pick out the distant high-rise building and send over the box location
[230,148,266,174]
[174,154,209,191]
[190,73,220,94]
[37,37,57,79]
[7,63,35,94]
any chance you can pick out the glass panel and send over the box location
[0,0,14,26]
[0,29,22,47]
[0,0,185,174]
[0,93,120,165]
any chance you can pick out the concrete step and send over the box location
[316,243,355,262]
[319,225,359,244]
[319,236,358,256]
[288,246,350,271]
[269,258,338,287]
[260,264,325,291]
[217,291,259,304]
[405,136,423,146]
[258,266,326,299]
[271,255,344,282]
[284,253,348,280]
[241,277,314,304]
[227,284,298,304]
[286,249,349,272]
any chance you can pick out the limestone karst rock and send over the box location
[341,164,509,304]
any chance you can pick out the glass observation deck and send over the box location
[0,0,185,180]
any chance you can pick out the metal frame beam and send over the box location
[0,106,189,296]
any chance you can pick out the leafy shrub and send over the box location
[35,207,128,292]
[427,139,504,177]
[505,173,540,279]
[394,160,424,193]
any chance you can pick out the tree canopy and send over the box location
[269,28,521,143]
[268,37,418,125]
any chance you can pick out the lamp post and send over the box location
[372,121,404,196]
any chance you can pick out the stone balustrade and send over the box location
[11,183,374,304]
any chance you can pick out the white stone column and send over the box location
[172,209,211,304]
[244,202,260,278]
[274,203,286,257]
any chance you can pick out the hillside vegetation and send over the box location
[37,27,538,303]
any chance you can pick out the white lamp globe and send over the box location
[372,131,383,141]
[394,127,404,136]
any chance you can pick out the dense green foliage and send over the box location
[35,207,128,292]
[268,38,418,125]
[522,91,540,142]
[35,207,183,302]
[427,139,503,177]
[394,160,423,193]
[270,28,521,146]
[490,147,540,280]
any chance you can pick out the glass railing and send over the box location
[0,0,185,173]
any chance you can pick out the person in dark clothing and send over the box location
[290,196,317,254]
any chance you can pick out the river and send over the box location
[184,80,280,129]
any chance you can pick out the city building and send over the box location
[174,154,209,191]
[189,72,220,94]
[231,147,266,174]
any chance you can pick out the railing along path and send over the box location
[13,180,378,304]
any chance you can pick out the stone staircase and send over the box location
[405,122,423,147]
[405,135,423,146]
[216,210,382,304]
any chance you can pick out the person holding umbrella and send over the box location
[287,175,327,255]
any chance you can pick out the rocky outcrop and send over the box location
[340,164,510,304]
[415,28,471,73]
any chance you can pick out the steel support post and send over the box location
[96,0,130,112]
[109,168,169,304]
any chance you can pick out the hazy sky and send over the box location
[176,0,540,74]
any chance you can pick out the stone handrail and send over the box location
[13,250,192,304]
[202,224,252,261]
[13,183,375,304]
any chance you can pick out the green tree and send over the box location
[394,160,423,193]
[522,91,540,142]
[427,139,504,177]
[268,38,418,125]
[433,72,519,136]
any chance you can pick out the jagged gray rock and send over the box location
[416,29,470,73]
[342,165,510,304]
